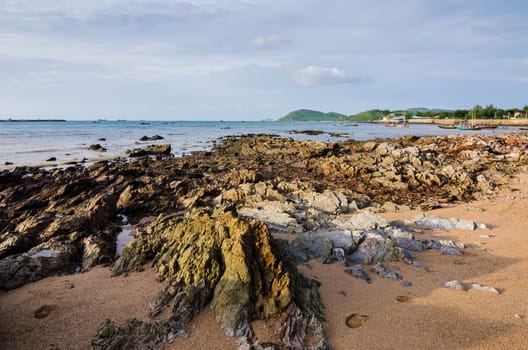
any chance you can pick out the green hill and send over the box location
[279,109,348,122]
[349,109,389,121]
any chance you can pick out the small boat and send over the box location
[519,127,528,131]
[456,124,482,131]
[347,123,358,127]
[478,124,498,129]
[438,125,457,129]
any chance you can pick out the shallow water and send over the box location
[0,120,519,169]
[30,249,59,258]
[116,225,135,256]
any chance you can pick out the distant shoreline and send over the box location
[0,119,66,122]
[371,118,528,127]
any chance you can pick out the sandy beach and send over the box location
[1,172,527,350]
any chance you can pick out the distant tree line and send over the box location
[350,105,528,121]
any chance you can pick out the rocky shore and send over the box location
[1,132,528,349]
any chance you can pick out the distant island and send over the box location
[0,119,66,122]
[279,105,528,122]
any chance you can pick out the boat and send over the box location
[519,127,528,131]
[456,124,482,131]
[384,115,408,127]
[438,125,457,129]
[478,124,498,129]
[456,109,481,130]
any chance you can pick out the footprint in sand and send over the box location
[345,314,369,328]
[396,295,410,302]
[34,305,55,319]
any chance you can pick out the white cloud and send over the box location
[0,32,286,82]
[292,66,361,87]
[249,35,291,49]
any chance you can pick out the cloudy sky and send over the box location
[0,0,527,120]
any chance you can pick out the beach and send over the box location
[1,132,528,349]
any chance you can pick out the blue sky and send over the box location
[0,0,527,120]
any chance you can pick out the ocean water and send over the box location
[0,120,516,170]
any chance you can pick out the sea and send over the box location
[0,120,520,170]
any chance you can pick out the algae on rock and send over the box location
[96,208,328,350]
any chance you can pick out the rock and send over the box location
[89,144,107,152]
[125,144,171,157]
[86,193,117,228]
[106,209,329,349]
[290,229,359,264]
[0,233,31,259]
[299,190,350,214]
[371,263,401,280]
[238,204,302,233]
[344,264,371,283]
[290,233,334,263]
[139,135,164,141]
[414,214,475,230]
[349,232,405,264]
[423,239,464,255]
[470,283,500,294]
[0,247,78,290]
[334,212,389,231]
[320,230,359,251]
[333,248,346,264]
[443,280,466,291]
[438,246,463,256]
[389,229,426,252]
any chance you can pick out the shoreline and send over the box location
[1,133,528,349]
[372,118,528,127]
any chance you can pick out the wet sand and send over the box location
[1,174,528,349]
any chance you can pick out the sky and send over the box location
[0,0,527,120]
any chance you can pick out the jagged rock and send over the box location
[443,280,466,291]
[414,214,476,230]
[423,239,464,255]
[290,229,360,264]
[470,283,500,294]
[139,135,164,141]
[0,233,31,259]
[299,190,350,214]
[333,211,389,231]
[389,229,426,252]
[0,246,78,290]
[106,209,328,349]
[371,263,401,280]
[349,232,405,264]
[344,264,371,283]
[82,232,115,270]
[290,233,334,264]
[89,144,107,152]
[86,193,117,228]
[238,203,302,233]
[125,144,172,157]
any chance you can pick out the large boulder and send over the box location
[0,245,78,290]
[299,190,350,214]
[349,231,405,264]
[101,208,329,350]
